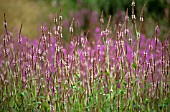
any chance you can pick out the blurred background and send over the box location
[0,0,169,40]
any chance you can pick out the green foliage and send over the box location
[132,62,138,69]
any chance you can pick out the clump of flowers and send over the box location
[0,1,169,112]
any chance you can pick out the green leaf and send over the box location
[36,102,42,105]
[9,96,14,107]
[144,98,149,104]
[41,102,50,112]
[132,62,138,69]
[72,85,78,91]
[76,73,80,79]
[123,81,127,86]
[146,83,151,88]
[20,90,27,97]
[105,70,110,76]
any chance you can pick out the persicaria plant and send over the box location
[0,1,170,111]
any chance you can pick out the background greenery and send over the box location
[0,0,169,39]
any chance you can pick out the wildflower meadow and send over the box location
[0,0,170,111]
